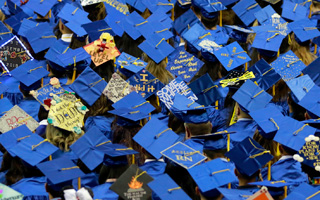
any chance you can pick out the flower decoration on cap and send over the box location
[50,77,60,88]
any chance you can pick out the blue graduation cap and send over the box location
[127,69,165,99]
[252,25,286,52]
[182,23,215,51]
[24,23,57,54]
[161,142,207,169]
[95,143,138,157]
[285,182,320,200]
[133,118,179,159]
[116,52,147,78]
[173,9,199,36]
[4,11,29,34]
[208,26,229,45]
[142,0,174,14]
[288,18,320,43]
[10,134,59,166]
[287,75,315,102]
[0,98,13,118]
[214,41,251,71]
[44,39,70,72]
[139,21,174,41]
[274,116,316,151]
[302,57,320,86]
[148,174,192,200]
[17,19,37,38]
[200,0,226,19]
[70,126,111,171]
[26,0,57,17]
[282,0,308,21]
[147,8,173,29]
[217,188,254,200]
[188,158,238,195]
[0,82,8,96]
[118,11,144,40]
[224,25,252,43]
[126,0,147,12]
[56,47,91,71]
[189,73,228,106]
[232,80,272,112]
[138,34,175,64]
[70,67,107,106]
[220,0,238,6]
[270,50,306,82]
[82,19,115,42]
[105,6,126,37]
[192,131,234,151]
[0,21,14,46]
[248,58,281,90]
[298,84,320,118]
[232,0,261,26]
[254,5,285,25]
[225,137,273,177]
[166,49,204,83]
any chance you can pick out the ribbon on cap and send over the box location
[62,47,69,54]
[270,180,286,184]
[202,85,218,93]
[157,2,174,7]
[88,78,105,88]
[293,124,308,135]
[155,38,165,48]
[304,27,318,31]
[41,35,57,39]
[135,21,148,27]
[184,150,200,157]
[211,169,230,176]
[95,140,111,147]
[129,111,140,114]
[155,128,172,139]
[115,148,133,151]
[286,59,301,68]
[198,32,211,40]
[306,191,320,199]
[248,138,271,158]
[0,32,11,35]
[28,66,43,73]
[72,7,79,15]
[17,135,31,141]
[60,166,80,171]
[98,28,112,32]
[269,118,280,130]
[252,89,264,98]
[262,68,274,76]
[293,4,298,12]
[31,139,48,150]
[220,71,255,88]
[266,33,279,42]
[0,71,8,76]
[155,28,169,33]
[132,101,149,109]
[210,2,221,5]
[247,3,258,10]
[187,101,195,108]
[168,187,181,193]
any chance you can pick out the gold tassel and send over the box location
[49,9,51,18]
[132,154,135,164]
[284,186,287,198]
[309,3,312,18]
[245,62,248,71]
[314,44,318,55]
[215,100,219,110]
[78,177,81,190]
[219,11,222,26]
[268,161,271,181]
[277,49,280,57]
[156,96,160,106]
[272,85,275,96]
[49,155,52,161]
[71,68,76,83]
[1,94,3,99]
[41,78,43,87]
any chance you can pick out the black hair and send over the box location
[99,164,129,184]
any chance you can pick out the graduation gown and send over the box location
[11,177,49,200]
[92,182,118,200]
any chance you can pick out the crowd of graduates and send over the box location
[2,0,320,199]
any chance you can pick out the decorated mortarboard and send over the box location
[274,116,316,151]
[302,57,320,86]
[127,69,165,99]
[83,32,120,66]
[271,50,306,82]
[82,20,115,42]
[198,37,222,61]
[232,0,261,26]
[220,70,255,88]
[217,188,254,200]
[232,80,272,112]
[297,84,320,118]
[0,21,14,46]
[282,0,308,22]
[10,59,48,88]
[109,91,155,122]
[214,41,251,71]
[0,183,24,200]
[116,52,147,77]
[0,98,13,118]
[0,105,39,133]
[70,126,111,171]
[4,11,29,34]
[17,19,38,38]
[161,142,207,169]
[297,135,320,172]
[126,0,147,12]
[10,134,59,166]
[26,0,57,17]
[166,49,204,83]
[0,125,32,156]
[96,143,138,157]
[287,75,315,102]
[288,18,320,43]
[109,164,153,200]
[157,76,198,109]
[105,6,126,37]
[148,174,192,200]
[249,104,285,139]
[188,158,237,196]
[57,3,91,37]
[37,157,85,185]
[141,0,174,13]
[47,93,88,134]
[133,118,179,159]
[173,9,199,36]
[189,73,228,106]
[0,36,33,72]
[103,73,136,103]
[246,187,273,200]
[225,137,273,177]
[248,58,281,90]
[138,34,175,64]
[118,11,145,40]
[254,5,285,25]
[182,23,215,51]
[24,23,57,54]
[56,47,91,71]
[80,0,104,6]
[70,67,107,106]
[285,182,320,200]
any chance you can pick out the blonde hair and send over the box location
[45,124,84,152]
[290,33,317,66]
[143,53,174,84]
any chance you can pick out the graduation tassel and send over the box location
[309,3,312,18]
[132,154,135,164]
[284,186,287,198]
[78,177,81,190]
[0,94,3,99]
[215,100,219,110]
[245,62,248,71]
[156,96,160,106]
[267,161,271,181]
[71,56,77,83]
[49,155,52,161]
[314,44,318,55]
[219,11,222,26]
[49,9,52,18]
[227,133,231,189]
[272,85,275,96]
[41,78,43,87]
[171,7,174,21]
[277,49,280,57]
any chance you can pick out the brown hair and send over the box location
[184,121,212,136]
[83,2,106,21]
[84,94,113,121]
[290,33,317,66]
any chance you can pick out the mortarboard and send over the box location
[10,134,59,166]
[70,67,107,106]
[133,118,179,159]
[109,164,154,200]
[0,125,33,156]
[17,19,38,38]
[220,70,255,88]
[188,158,238,196]
[287,75,315,102]
[137,20,174,41]
[249,180,295,188]
[302,57,320,86]
[189,73,227,106]
[26,0,57,17]
[288,18,320,43]
[138,34,175,64]
[0,21,14,46]
[0,36,33,72]
[116,52,147,78]
[24,23,57,54]
[0,105,39,133]
[37,157,85,185]
[118,11,145,40]
[105,6,126,37]
[157,76,198,109]
[70,126,111,171]
[96,143,138,158]
[166,49,204,83]
[173,9,199,36]
[271,50,306,82]
[232,80,272,112]
[225,137,273,177]
[248,58,281,90]
[252,25,286,52]
[225,25,252,44]
[192,131,235,151]
[103,72,135,103]
[0,183,24,200]
[274,116,316,151]
[47,93,88,133]
[82,20,115,42]
[109,91,155,122]
[199,0,226,19]
[285,182,320,200]
[214,41,251,71]
[217,188,254,200]
[232,0,262,26]
[298,135,320,172]
[147,8,173,29]
[4,11,29,34]
[45,40,70,72]
[0,98,13,118]
[126,0,147,12]
[148,174,192,200]
[0,82,8,96]
[249,104,285,139]
[161,142,207,169]
[57,3,91,37]
[298,84,320,118]
[56,47,91,71]
[182,23,215,51]
[10,59,49,90]
[142,0,174,14]
[127,69,165,99]
[282,0,308,22]
[254,5,285,25]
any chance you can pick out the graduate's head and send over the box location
[58,19,73,34]
[184,121,212,139]
[82,2,106,22]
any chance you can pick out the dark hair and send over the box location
[84,94,113,121]
[99,164,129,184]
[90,60,115,82]
[200,14,219,30]
[69,36,86,50]
[83,2,106,21]
[114,33,144,58]
[38,105,49,122]
[287,94,306,121]
[185,122,212,136]
[168,112,185,134]
[203,149,227,160]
